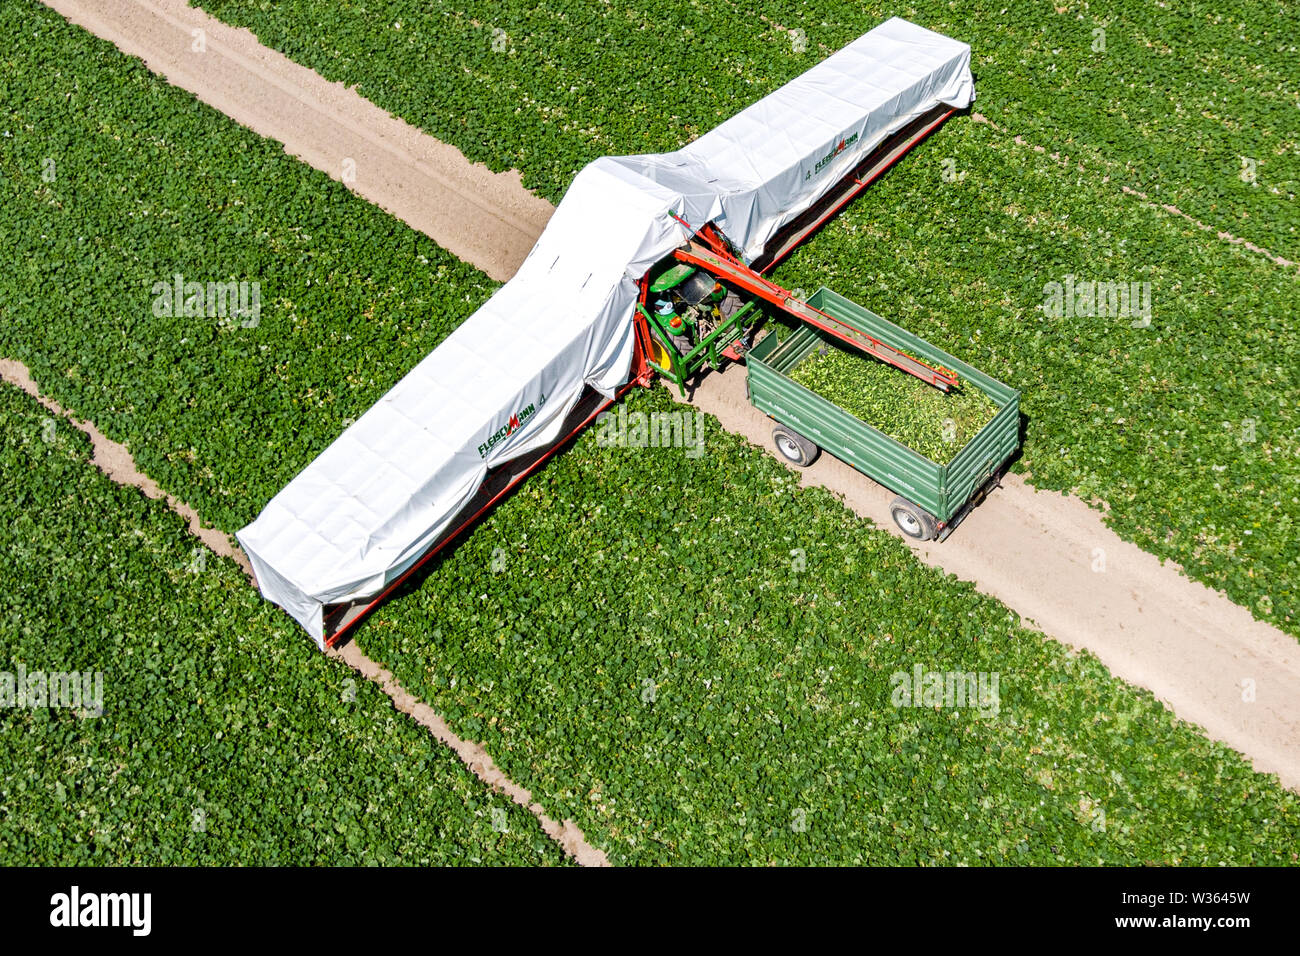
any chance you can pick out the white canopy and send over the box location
[237,17,974,645]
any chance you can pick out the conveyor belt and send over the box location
[674,239,959,390]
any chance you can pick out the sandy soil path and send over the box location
[38,0,1300,791]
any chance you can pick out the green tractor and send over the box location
[639,259,759,394]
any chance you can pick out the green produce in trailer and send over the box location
[746,289,1020,542]
[788,344,999,464]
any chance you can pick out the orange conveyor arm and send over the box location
[672,234,959,391]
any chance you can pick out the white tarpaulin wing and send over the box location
[237,18,974,646]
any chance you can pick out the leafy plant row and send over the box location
[0,382,563,864]
[354,385,1300,865]
[774,117,1299,634]
[194,0,1298,256]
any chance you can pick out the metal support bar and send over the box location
[674,240,958,390]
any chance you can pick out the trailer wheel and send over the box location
[889,497,937,541]
[772,425,819,467]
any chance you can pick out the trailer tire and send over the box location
[890,497,937,541]
[772,425,819,467]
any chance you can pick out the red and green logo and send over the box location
[807,131,860,179]
[477,393,547,458]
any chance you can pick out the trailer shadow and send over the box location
[1011,407,1029,470]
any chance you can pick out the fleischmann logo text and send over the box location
[807,132,860,178]
[477,393,546,458]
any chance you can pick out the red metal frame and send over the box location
[322,322,653,647]
[756,108,955,274]
[316,108,961,646]
[630,275,656,385]
[673,239,959,389]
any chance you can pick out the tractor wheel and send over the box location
[889,497,937,541]
[772,425,819,467]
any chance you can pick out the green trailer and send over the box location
[746,288,1021,541]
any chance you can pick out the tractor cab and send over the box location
[637,228,764,394]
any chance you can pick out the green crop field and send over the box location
[0,382,563,864]
[196,0,1300,255]
[0,1,497,533]
[353,385,1299,865]
[2,0,1297,869]
[193,0,1300,636]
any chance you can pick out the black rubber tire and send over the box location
[771,424,820,467]
[889,496,937,541]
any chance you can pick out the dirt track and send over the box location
[41,0,551,281]
[39,0,1300,790]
